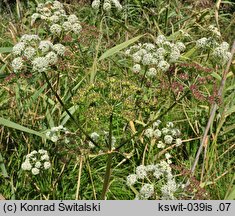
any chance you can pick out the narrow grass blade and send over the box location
[0,117,46,139]
[0,47,12,53]
[98,34,144,61]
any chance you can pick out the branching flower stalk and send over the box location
[115,90,190,151]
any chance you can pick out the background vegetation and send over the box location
[0,0,234,200]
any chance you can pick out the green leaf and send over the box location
[211,72,222,81]
[98,34,144,61]
[181,47,196,59]
[60,105,79,125]
[0,117,46,139]
[225,186,235,200]
[0,64,7,74]
[0,47,12,54]
[225,105,235,117]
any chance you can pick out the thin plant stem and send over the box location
[75,156,83,200]
[101,153,113,200]
[101,114,114,199]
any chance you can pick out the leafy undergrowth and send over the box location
[0,0,234,200]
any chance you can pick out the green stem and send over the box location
[42,72,101,149]
[101,153,113,200]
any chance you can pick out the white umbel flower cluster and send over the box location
[31,1,82,36]
[46,125,69,142]
[21,149,51,175]
[11,34,65,73]
[196,36,231,65]
[125,36,186,77]
[144,121,183,164]
[91,0,123,12]
[208,25,221,38]
[126,161,179,200]
[212,41,232,65]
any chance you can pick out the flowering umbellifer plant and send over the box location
[11,34,66,74]
[126,161,181,200]
[21,149,51,175]
[31,0,82,37]
[125,35,186,79]
[92,0,123,12]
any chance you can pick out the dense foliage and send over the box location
[0,0,234,200]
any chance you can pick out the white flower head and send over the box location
[220,42,229,51]
[44,161,51,169]
[143,43,155,51]
[92,0,101,10]
[103,2,112,11]
[72,23,82,34]
[146,67,157,77]
[175,42,186,52]
[52,1,64,10]
[49,15,60,23]
[20,34,40,43]
[145,165,156,172]
[21,159,32,171]
[132,64,141,73]
[156,35,166,45]
[23,46,36,59]
[50,24,62,35]
[158,60,170,72]
[32,167,40,175]
[165,153,171,159]
[45,51,58,65]
[157,141,166,149]
[196,37,208,49]
[126,174,138,186]
[68,14,79,24]
[39,40,53,53]
[142,53,153,65]
[111,0,122,11]
[175,138,182,147]
[136,165,147,179]
[144,128,154,138]
[12,57,24,72]
[169,50,180,62]
[35,161,42,168]
[153,129,162,138]
[139,184,154,199]
[62,21,72,31]
[153,120,161,128]
[90,132,100,141]
[39,149,49,156]
[32,57,49,72]
[12,42,25,56]
[53,43,66,56]
[162,127,169,135]
[41,154,50,161]
[132,53,142,63]
[164,135,173,144]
